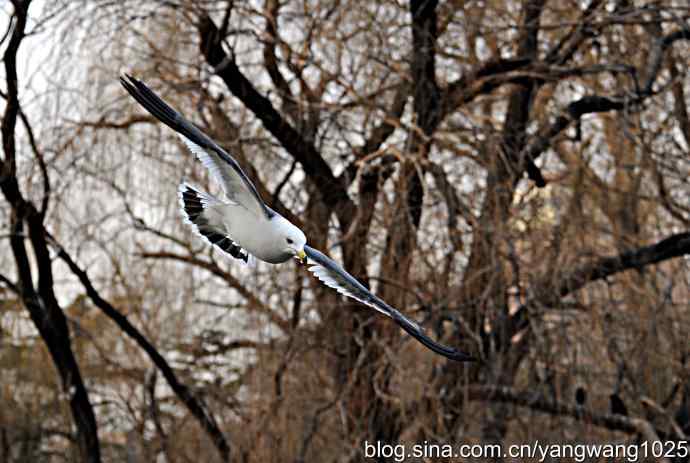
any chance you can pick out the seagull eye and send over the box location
[286,238,294,245]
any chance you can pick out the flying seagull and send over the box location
[120,75,474,362]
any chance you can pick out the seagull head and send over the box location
[281,221,307,264]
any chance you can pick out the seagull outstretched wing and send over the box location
[120,75,272,219]
[303,245,475,362]
[121,75,473,362]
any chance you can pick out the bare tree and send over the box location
[1,0,689,461]
[1,1,100,461]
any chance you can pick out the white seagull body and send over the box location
[121,75,474,362]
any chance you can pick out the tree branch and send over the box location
[642,27,690,95]
[359,83,409,158]
[1,2,101,461]
[410,0,440,135]
[396,0,441,232]
[338,82,409,188]
[139,250,290,333]
[503,0,547,187]
[544,0,603,65]
[0,0,24,181]
[521,94,630,166]
[0,89,50,218]
[426,161,476,249]
[53,241,232,462]
[551,232,690,302]
[522,26,690,172]
[262,0,299,123]
[467,385,670,449]
[511,232,690,333]
[442,58,532,117]
[73,114,156,130]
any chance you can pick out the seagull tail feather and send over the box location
[178,182,249,264]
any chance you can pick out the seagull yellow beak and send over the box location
[297,249,307,265]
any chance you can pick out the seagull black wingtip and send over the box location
[449,351,478,362]
[412,330,475,362]
[119,74,136,90]
[120,73,141,88]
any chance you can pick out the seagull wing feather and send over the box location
[303,246,475,362]
[120,75,272,219]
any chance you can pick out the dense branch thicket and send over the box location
[1,0,689,461]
